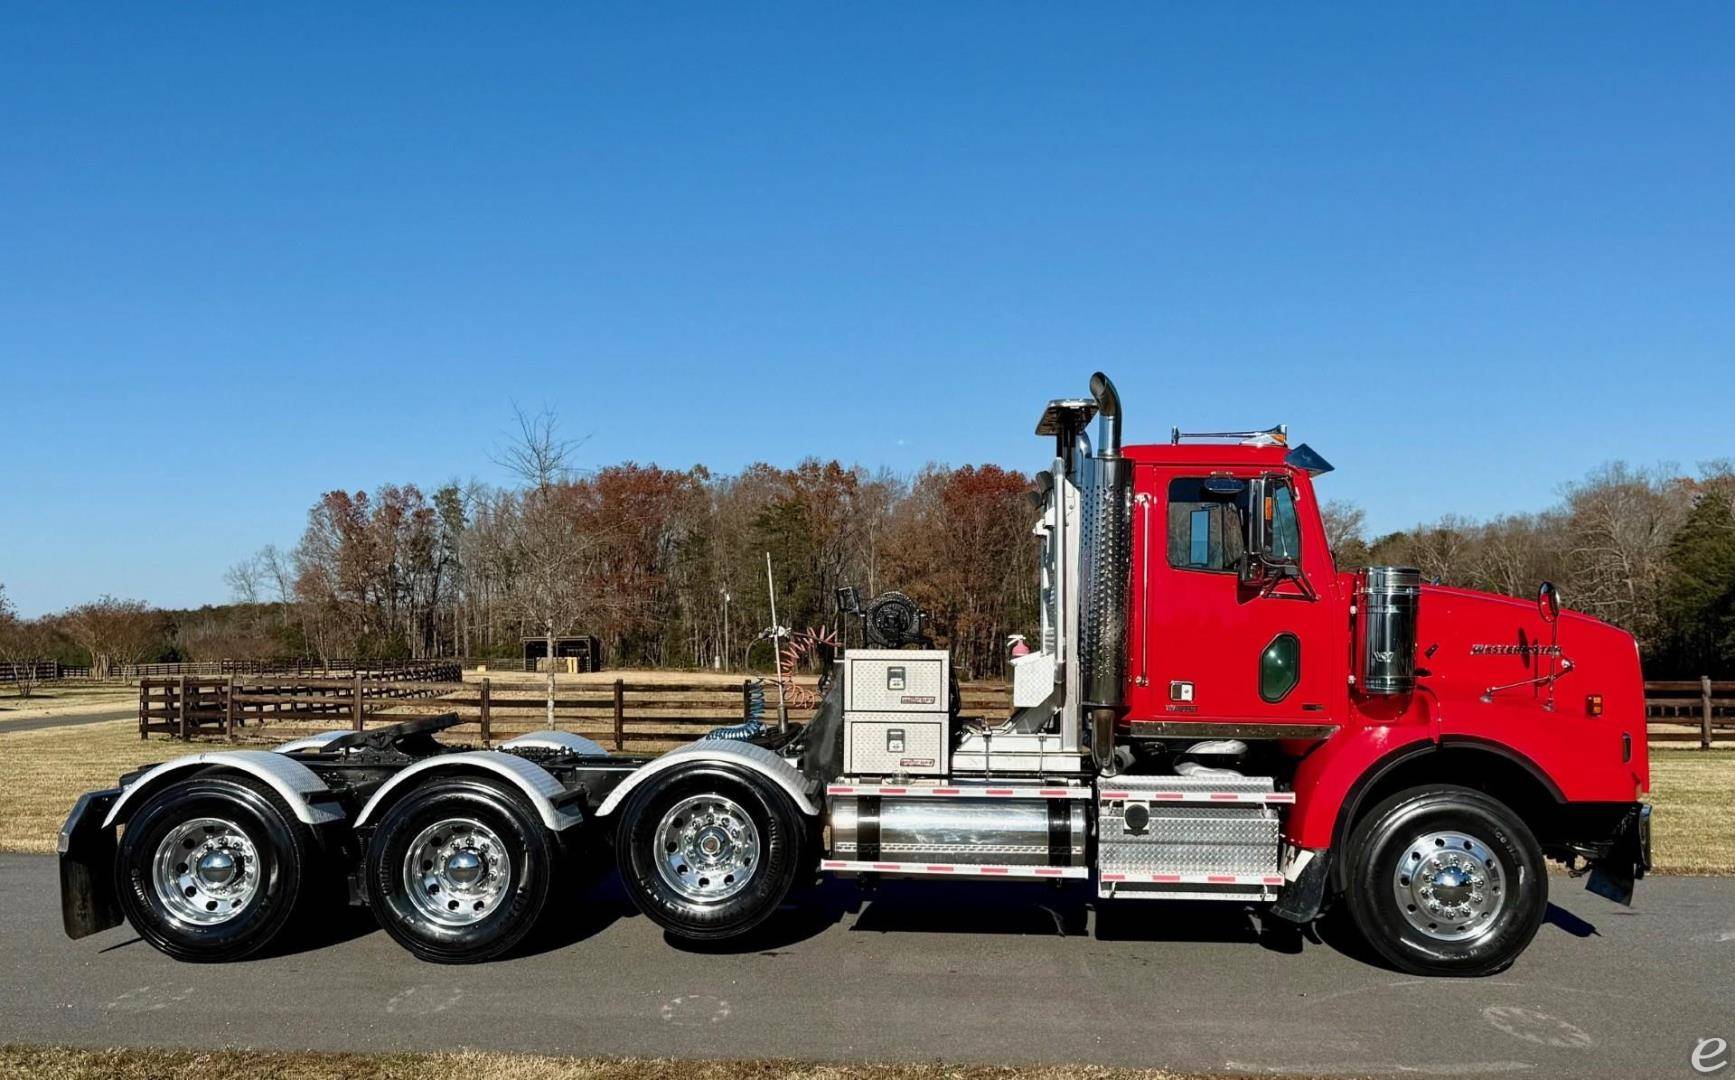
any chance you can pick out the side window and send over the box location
[1269,481,1302,562]
[1166,478,1248,572]
[1260,633,1301,702]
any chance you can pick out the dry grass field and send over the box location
[0,1046,1304,1080]
[0,717,1728,874]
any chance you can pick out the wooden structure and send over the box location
[522,636,604,674]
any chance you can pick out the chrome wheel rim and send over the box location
[403,818,512,927]
[151,817,261,926]
[1393,829,1507,942]
[655,793,760,903]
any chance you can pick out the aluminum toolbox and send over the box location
[842,649,949,714]
[842,713,949,776]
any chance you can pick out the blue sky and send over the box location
[3,4,1732,617]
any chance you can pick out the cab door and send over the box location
[1125,463,1339,730]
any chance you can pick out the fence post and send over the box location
[480,676,493,746]
[613,678,625,751]
[226,675,238,742]
[138,681,147,740]
[177,675,189,741]
[1702,675,1714,751]
[742,679,752,721]
[352,672,365,732]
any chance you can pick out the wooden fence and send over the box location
[128,671,1735,750]
[138,674,1013,749]
[1644,678,1734,749]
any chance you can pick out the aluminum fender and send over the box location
[101,751,346,829]
[594,740,820,817]
[1284,724,1436,850]
[353,751,583,832]
[272,731,351,754]
[500,731,610,757]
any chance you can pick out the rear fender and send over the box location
[101,751,346,830]
[594,740,820,817]
[352,751,583,832]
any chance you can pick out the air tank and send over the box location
[1357,566,1421,695]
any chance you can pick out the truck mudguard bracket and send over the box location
[499,731,611,757]
[101,751,346,829]
[594,739,820,817]
[352,750,583,832]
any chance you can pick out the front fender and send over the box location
[1285,725,1437,850]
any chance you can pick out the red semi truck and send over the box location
[59,372,1650,976]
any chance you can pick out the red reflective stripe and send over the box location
[926,865,954,872]
[985,788,1015,796]
[1267,793,1296,803]
[879,787,907,795]
[1207,874,1236,883]
[1039,788,1069,797]
[1154,792,1184,800]
[1101,873,1127,882]
[822,861,846,869]
[873,863,898,871]
[980,866,1010,874]
[1153,874,1182,883]
[932,789,960,795]
[1209,793,1239,801]
[1263,876,1285,885]
[826,787,854,795]
[1035,867,1063,876]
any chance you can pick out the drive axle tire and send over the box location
[365,776,556,964]
[115,775,315,962]
[616,765,802,941]
[1343,785,1546,977]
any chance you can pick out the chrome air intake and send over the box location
[1078,372,1131,769]
[1357,566,1421,695]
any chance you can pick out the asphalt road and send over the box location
[1,853,1730,1078]
[0,708,134,734]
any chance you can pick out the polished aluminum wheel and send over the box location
[655,793,760,903]
[1393,829,1507,942]
[404,818,511,927]
[151,817,261,926]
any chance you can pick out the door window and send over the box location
[1166,478,1247,572]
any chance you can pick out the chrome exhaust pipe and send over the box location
[1079,371,1130,772]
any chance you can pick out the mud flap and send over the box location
[1585,803,1651,907]
[59,789,124,940]
[1271,848,1331,924]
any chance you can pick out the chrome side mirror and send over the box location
[1537,581,1561,623]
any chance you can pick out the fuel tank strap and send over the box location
[857,796,882,861]
[1047,799,1071,867]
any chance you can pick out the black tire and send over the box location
[115,775,315,962]
[1342,785,1547,977]
[364,776,556,963]
[615,765,803,941]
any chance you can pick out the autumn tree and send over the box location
[60,596,162,677]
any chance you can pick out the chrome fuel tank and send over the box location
[829,794,1087,867]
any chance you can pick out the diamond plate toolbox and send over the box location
[1096,775,1281,895]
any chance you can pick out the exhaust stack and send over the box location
[1078,371,1131,771]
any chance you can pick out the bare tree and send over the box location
[494,405,592,728]
[1319,500,1369,568]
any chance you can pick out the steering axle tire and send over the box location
[1343,784,1546,977]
